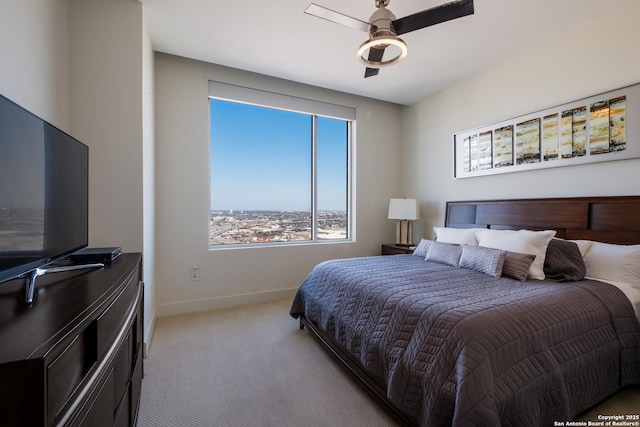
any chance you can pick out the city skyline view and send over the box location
[209,210,347,245]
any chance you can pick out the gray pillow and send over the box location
[425,241,462,267]
[412,239,433,257]
[460,245,506,277]
[543,238,586,281]
[502,251,536,281]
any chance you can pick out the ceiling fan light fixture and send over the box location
[357,34,407,67]
[306,0,474,77]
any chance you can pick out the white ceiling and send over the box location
[141,0,633,106]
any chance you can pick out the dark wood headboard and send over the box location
[445,196,640,245]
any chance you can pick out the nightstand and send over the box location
[381,243,415,255]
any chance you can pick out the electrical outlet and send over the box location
[191,266,199,281]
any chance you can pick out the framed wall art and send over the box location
[454,82,639,178]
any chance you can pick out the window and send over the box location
[208,82,353,247]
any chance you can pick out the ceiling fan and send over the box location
[304,0,474,78]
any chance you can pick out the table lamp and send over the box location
[388,198,420,246]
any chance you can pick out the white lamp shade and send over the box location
[388,198,420,220]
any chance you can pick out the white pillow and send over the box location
[582,242,640,290]
[569,239,594,258]
[475,229,556,280]
[433,227,484,245]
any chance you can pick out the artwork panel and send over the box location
[516,118,540,164]
[469,134,478,171]
[542,113,559,161]
[609,95,626,152]
[589,100,610,155]
[478,131,493,170]
[463,136,471,172]
[561,110,573,159]
[493,125,513,168]
[572,106,587,157]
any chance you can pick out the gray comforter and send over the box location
[290,255,640,426]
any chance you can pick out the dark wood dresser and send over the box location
[0,253,143,427]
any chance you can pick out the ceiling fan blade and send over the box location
[364,67,380,78]
[363,46,385,78]
[304,3,370,33]
[393,0,474,35]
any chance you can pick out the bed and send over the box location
[289,196,640,426]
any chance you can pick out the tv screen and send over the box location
[0,94,88,285]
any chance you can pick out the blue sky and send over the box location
[209,99,348,211]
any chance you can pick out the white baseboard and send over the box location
[156,287,298,318]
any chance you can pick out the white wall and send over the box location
[68,0,156,346]
[0,0,69,128]
[68,0,144,253]
[401,3,640,239]
[142,9,157,353]
[154,53,403,316]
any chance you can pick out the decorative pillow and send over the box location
[502,251,537,281]
[433,227,484,245]
[459,245,506,277]
[543,238,586,281]
[475,229,556,280]
[582,241,640,290]
[425,241,462,267]
[412,239,433,257]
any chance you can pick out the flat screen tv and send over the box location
[0,93,89,292]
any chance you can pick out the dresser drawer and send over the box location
[130,348,143,425]
[47,323,98,425]
[112,331,131,409]
[97,274,137,359]
[113,386,130,427]
[69,368,115,427]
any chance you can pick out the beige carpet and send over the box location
[137,298,640,427]
[137,299,398,427]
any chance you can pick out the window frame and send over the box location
[208,82,355,249]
